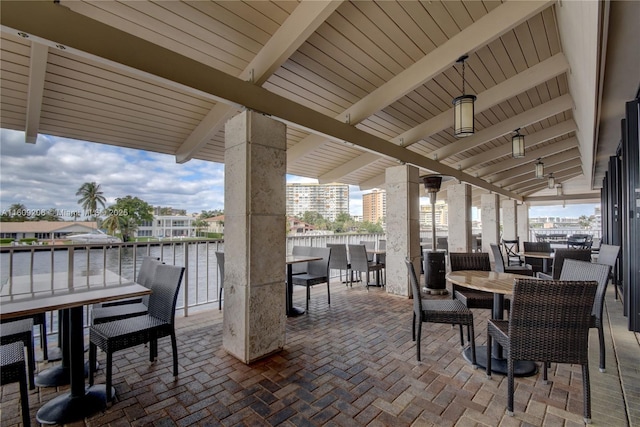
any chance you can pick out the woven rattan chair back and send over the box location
[327,243,350,286]
[349,244,383,288]
[147,264,186,325]
[291,245,312,275]
[596,244,620,269]
[549,248,592,280]
[1,342,30,426]
[490,244,507,273]
[559,259,612,371]
[215,251,224,310]
[292,247,332,311]
[449,252,491,272]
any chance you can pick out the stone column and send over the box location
[481,193,500,261]
[447,183,472,252]
[384,164,420,297]
[502,199,518,241]
[222,110,287,363]
[517,203,530,242]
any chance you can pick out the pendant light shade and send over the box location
[557,184,563,196]
[511,129,525,158]
[548,173,555,189]
[535,158,545,179]
[452,55,476,138]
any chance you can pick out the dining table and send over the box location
[285,254,322,317]
[519,251,554,273]
[445,270,537,376]
[0,282,151,424]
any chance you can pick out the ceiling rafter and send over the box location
[175,0,342,163]
[509,164,583,193]
[25,42,48,143]
[492,150,581,187]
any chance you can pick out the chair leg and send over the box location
[582,363,592,424]
[543,362,548,384]
[467,323,476,367]
[106,351,113,402]
[327,282,330,305]
[219,288,223,311]
[24,337,35,390]
[412,313,416,341]
[598,324,606,372]
[507,357,515,416]
[306,285,310,312]
[416,321,422,362]
[88,343,96,386]
[18,365,30,427]
[40,321,48,361]
[458,325,464,347]
[171,332,178,377]
[486,332,492,377]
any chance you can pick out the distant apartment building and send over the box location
[137,215,196,238]
[286,183,349,222]
[362,189,386,224]
[420,200,448,230]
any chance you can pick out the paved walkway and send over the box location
[1,280,638,426]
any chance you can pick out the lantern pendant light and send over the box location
[557,184,563,196]
[511,128,525,158]
[452,55,476,137]
[548,173,555,189]
[535,158,545,179]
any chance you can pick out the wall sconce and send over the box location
[535,158,545,179]
[452,55,476,137]
[511,128,525,158]
[548,173,555,189]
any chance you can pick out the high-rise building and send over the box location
[286,183,349,221]
[362,189,386,224]
[420,200,448,230]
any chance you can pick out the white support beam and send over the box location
[25,42,48,144]
[359,174,387,191]
[457,119,576,171]
[474,137,578,178]
[432,95,574,161]
[524,193,600,203]
[287,2,557,164]
[175,0,342,163]
[321,54,570,184]
[1,0,523,201]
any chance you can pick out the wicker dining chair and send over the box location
[448,252,498,310]
[327,243,351,286]
[501,238,522,266]
[91,257,162,324]
[1,342,31,426]
[536,248,592,280]
[559,259,612,372]
[291,247,331,311]
[215,251,224,310]
[486,278,597,423]
[349,244,384,289]
[490,244,534,276]
[405,259,476,364]
[0,318,35,390]
[89,264,185,402]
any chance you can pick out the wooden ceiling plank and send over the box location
[492,149,581,186]
[24,42,48,143]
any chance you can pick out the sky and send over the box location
[0,128,596,220]
[0,129,365,218]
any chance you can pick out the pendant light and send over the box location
[534,158,545,179]
[452,55,476,137]
[557,183,563,196]
[511,128,525,158]
[548,173,555,189]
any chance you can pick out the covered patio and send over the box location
[1,280,638,426]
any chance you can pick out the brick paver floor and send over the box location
[0,279,634,426]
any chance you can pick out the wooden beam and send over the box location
[25,42,48,143]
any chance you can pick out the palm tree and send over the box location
[101,213,122,237]
[76,182,106,221]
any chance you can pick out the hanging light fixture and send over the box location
[452,55,476,137]
[534,158,545,179]
[511,128,525,158]
[548,173,555,189]
[557,183,563,196]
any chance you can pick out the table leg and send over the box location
[286,265,305,317]
[36,307,112,424]
[462,294,537,377]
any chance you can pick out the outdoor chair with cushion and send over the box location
[1,342,31,426]
[291,247,331,312]
[486,278,597,423]
[536,248,592,280]
[327,243,351,286]
[215,251,224,310]
[91,257,162,324]
[449,252,502,311]
[405,259,476,364]
[559,259,612,372]
[0,318,35,390]
[490,244,533,276]
[89,264,185,402]
[522,241,551,274]
[501,238,522,266]
[349,244,384,289]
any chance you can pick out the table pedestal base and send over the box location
[34,361,92,387]
[288,306,305,317]
[463,346,537,377]
[36,384,115,425]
